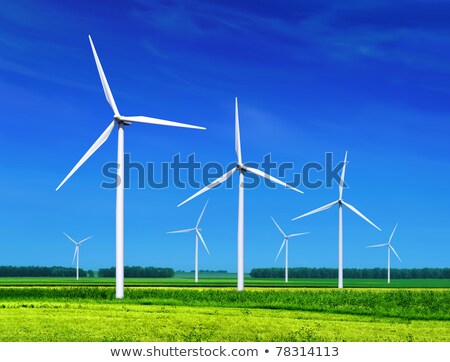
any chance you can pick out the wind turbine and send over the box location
[63,232,93,280]
[56,36,205,298]
[272,217,309,283]
[167,200,210,283]
[292,151,380,289]
[366,223,401,283]
[178,98,302,291]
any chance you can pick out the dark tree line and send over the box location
[98,266,174,278]
[0,266,89,277]
[250,267,450,279]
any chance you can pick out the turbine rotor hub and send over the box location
[114,115,131,126]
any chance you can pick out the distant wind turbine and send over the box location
[272,217,309,283]
[292,151,380,289]
[167,200,210,283]
[366,223,401,283]
[63,232,93,280]
[56,36,205,298]
[178,98,302,291]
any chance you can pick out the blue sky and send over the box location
[0,0,449,272]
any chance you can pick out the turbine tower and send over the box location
[272,217,309,283]
[167,200,211,283]
[366,223,401,283]
[63,232,92,280]
[178,98,302,291]
[56,36,205,298]
[292,152,380,289]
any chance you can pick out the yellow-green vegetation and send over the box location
[0,287,448,342]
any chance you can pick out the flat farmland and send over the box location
[0,275,448,288]
[0,283,448,342]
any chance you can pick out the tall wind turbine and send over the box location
[178,98,302,291]
[366,223,401,283]
[63,232,93,280]
[272,217,309,283]
[167,200,210,283]
[56,36,205,298]
[292,152,380,289]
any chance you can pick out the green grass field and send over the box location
[0,276,448,342]
[0,274,448,288]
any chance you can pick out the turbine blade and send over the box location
[390,245,402,262]
[196,200,209,228]
[88,35,120,116]
[235,97,242,165]
[388,223,398,244]
[167,228,196,234]
[196,230,210,255]
[78,236,93,245]
[275,239,286,262]
[287,232,309,238]
[339,151,348,200]
[292,200,338,221]
[72,246,78,265]
[271,217,286,237]
[366,243,388,248]
[178,167,237,207]
[120,116,205,130]
[342,201,381,231]
[242,165,303,194]
[63,232,77,245]
[55,120,116,191]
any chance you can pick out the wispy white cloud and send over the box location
[0,0,118,91]
[130,0,450,74]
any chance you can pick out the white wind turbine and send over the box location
[292,151,380,289]
[63,232,93,280]
[272,217,309,283]
[366,223,401,283]
[56,35,205,298]
[167,200,210,283]
[178,98,302,291]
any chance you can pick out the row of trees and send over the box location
[0,265,173,278]
[250,267,450,279]
[0,266,93,277]
[2,265,447,279]
[98,266,174,278]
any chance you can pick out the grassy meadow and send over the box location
[0,273,448,288]
[0,275,448,342]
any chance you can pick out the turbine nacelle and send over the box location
[114,116,131,125]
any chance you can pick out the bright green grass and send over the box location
[0,275,448,288]
[0,287,448,342]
